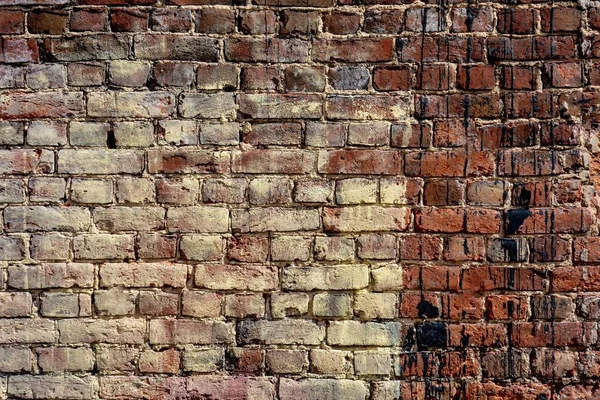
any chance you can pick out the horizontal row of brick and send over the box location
[0,119,585,150]
[3,35,600,64]
[0,374,594,400]
[0,316,598,349]
[0,175,585,207]
[1,60,592,92]
[0,6,589,36]
[2,91,598,121]
[1,284,597,319]
[0,205,592,234]
[0,229,597,263]
[2,261,600,292]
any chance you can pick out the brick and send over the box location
[179,93,236,119]
[58,319,145,344]
[326,95,409,120]
[0,347,33,372]
[67,62,105,86]
[180,235,223,261]
[329,66,369,90]
[372,264,403,291]
[232,207,320,232]
[240,10,277,34]
[451,7,493,32]
[197,64,237,90]
[0,292,32,317]
[0,92,82,119]
[285,66,326,92]
[108,61,149,87]
[280,379,367,400]
[100,262,187,288]
[69,121,110,146]
[27,121,67,147]
[100,376,186,399]
[324,206,409,232]
[8,376,97,400]
[25,64,66,89]
[271,293,309,318]
[314,38,393,62]
[45,35,128,61]
[183,349,223,372]
[225,38,309,62]
[187,376,276,400]
[148,150,229,174]
[115,178,154,204]
[0,236,25,261]
[355,293,397,319]
[74,234,135,260]
[335,178,377,204]
[182,291,222,318]
[328,321,403,346]
[313,293,352,317]
[0,319,57,344]
[405,7,446,32]
[238,320,324,345]
[166,206,229,232]
[156,177,198,204]
[318,150,402,175]
[315,236,354,261]
[195,264,278,291]
[94,289,136,316]
[5,206,90,232]
[41,292,91,317]
[196,8,235,33]
[158,120,198,146]
[111,8,148,31]
[149,319,234,344]
[283,265,368,290]
[37,347,94,372]
[88,91,175,118]
[202,178,246,203]
[135,35,218,61]
[139,291,177,316]
[233,149,314,174]
[70,8,108,31]
[271,236,312,262]
[228,235,269,262]
[59,149,143,175]
[0,65,24,88]
[70,178,113,204]
[239,94,322,119]
[8,263,94,289]
[0,10,24,34]
[93,207,164,231]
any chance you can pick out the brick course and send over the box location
[0,0,599,398]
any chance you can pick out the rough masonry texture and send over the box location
[0,0,599,399]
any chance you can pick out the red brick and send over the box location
[399,235,442,261]
[415,208,465,233]
[322,11,361,34]
[456,65,495,90]
[485,295,528,320]
[541,7,581,32]
[462,267,546,293]
[111,8,148,32]
[70,8,108,32]
[313,38,394,62]
[497,8,536,34]
[318,150,402,175]
[373,66,412,91]
[0,10,24,34]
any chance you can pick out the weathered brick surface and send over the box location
[0,0,599,397]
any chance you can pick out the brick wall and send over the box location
[0,0,598,398]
